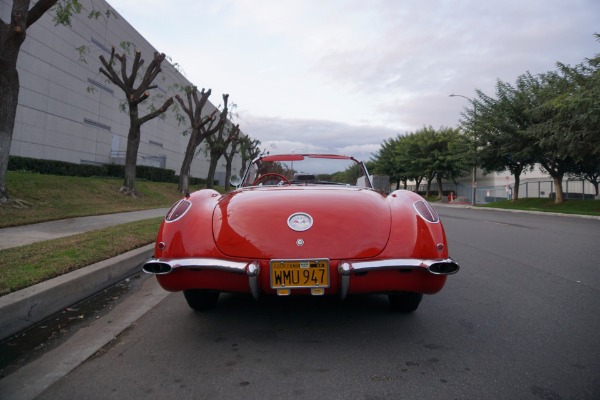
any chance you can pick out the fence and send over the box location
[405,179,598,204]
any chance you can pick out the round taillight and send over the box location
[166,199,192,222]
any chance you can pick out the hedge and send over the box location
[7,155,208,185]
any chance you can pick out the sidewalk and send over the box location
[0,208,170,250]
[0,208,169,340]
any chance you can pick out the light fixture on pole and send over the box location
[449,94,477,206]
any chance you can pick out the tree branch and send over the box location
[128,50,142,88]
[138,97,174,125]
[26,0,58,28]
[99,48,128,92]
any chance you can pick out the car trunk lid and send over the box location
[212,187,391,259]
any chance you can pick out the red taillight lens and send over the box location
[166,199,192,222]
[413,200,440,223]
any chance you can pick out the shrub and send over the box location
[8,156,182,183]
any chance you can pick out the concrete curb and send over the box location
[0,244,154,341]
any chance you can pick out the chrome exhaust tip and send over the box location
[428,261,460,275]
[142,261,172,275]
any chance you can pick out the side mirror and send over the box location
[230,175,242,188]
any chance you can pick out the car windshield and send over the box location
[240,154,372,188]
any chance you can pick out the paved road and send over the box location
[2,206,600,399]
[0,208,170,250]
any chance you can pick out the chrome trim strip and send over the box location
[143,258,251,275]
[348,258,460,275]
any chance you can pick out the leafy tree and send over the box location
[521,70,580,204]
[401,133,427,192]
[461,81,537,201]
[371,135,410,190]
[99,46,174,196]
[328,162,363,185]
[551,42,600,195]
[0,0,109,202]
[174,87,229,194]
[571,160,600,196]
[421,126,468,199]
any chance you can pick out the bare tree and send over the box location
[174,87,229,194]
[99,47,174,196]
[204,123,240,189]
[223,135,240,191]
[239,136,261,175]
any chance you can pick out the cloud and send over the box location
[113,0,600,162]
[240,114,397,159]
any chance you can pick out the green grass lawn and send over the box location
[479,198,600,216]
[0,217,163,296]
[0,171,215,295]
[0,172,186,228]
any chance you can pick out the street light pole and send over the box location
[449,94,477,206]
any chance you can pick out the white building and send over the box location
[408,166,598,203]
[3,0,240,184]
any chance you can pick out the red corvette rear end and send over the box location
[143,154,459,312]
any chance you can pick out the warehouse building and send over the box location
[3,0,239,183]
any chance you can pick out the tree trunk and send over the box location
[553,176,565,204]
[206,150,221,189]
[436,175,443,199]
[425,180,432,197]
[512,173,521,201]
[0,11,28,202]
[123,107,141,195]
[415,177,422,193]
[178,131,200,194]
[224,161,233,192]
[0,68,19,202]
[510,164,524,201]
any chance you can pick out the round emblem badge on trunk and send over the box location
[288,212,313,231]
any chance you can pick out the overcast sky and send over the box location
[111,0,599,161]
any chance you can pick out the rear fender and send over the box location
[154,190,222,259]
[382,190,448,260]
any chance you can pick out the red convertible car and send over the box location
[143,154,459,312]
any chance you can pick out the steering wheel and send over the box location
[253,173,290,186]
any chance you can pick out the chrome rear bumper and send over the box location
[142,257,459,301]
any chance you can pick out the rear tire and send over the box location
[388,292,423,313]
[183,290,220,311]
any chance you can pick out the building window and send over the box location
[84,118,111,131]
[91,37,111,54]
[87,78,114,94]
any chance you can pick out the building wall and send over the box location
[3,0,240,181]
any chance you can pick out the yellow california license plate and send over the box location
[270,259,330,289]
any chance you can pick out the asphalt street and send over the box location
[1,205,599,399]
[0,205,600,399]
